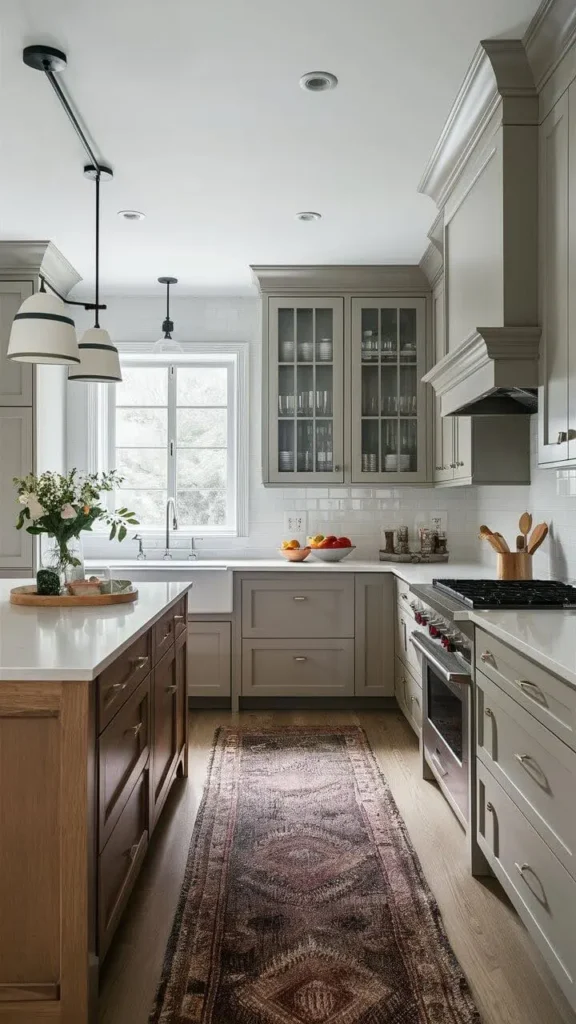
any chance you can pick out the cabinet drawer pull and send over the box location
[557,431,567,444]
[126,843,140,862]
[516,679,548,706]
[514,862,549,908]
[110,682,127,694]
[480,651,494,664]
[400,593,408,601]
[410,694,420,706]
[486,802,495,813]
[132,656,149,670]
[293,596,307,602]
[173,614,185,622]
[161,629,173,643]
[166,684,178,694]
[485,707,493,717]
[125,721,143,737]
[514,753,550,790]
[106,654,149,701]
[293,656,308,662]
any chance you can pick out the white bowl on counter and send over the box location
[309,546,356,562]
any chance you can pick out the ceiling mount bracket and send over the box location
[22,45,67,74]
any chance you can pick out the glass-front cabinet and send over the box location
[351,298,427,482]
[268,297,344,483]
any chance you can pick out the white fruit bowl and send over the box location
[309,546,356,562]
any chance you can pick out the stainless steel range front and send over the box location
[408,583,474,829]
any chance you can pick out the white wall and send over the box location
[68,295,482,562]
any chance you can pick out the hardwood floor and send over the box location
[99,709,576,1024]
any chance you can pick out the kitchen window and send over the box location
[105,349,247,536]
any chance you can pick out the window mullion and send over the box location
[167,365,177,504]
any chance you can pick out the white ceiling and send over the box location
[1,0,541,297]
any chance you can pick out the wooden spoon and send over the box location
[519,512,532,540]
[478,525,494,541]
[516,535,525,552]
[479,530,507,554]
[527,523,549,555]
[493,532,510,554]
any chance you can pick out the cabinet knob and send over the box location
[480,651,494,663]
[125,721,143,736]
[486,802,495,813]
[485,707,493,717]
[166,684,178,694]
[293,596,307,602]
[449,462,456,469]
[435,465,442,472]
[293,656,307,662]
[457,461,465,467]
[334,464,341,472]
[557,431,567,444]
[174,614,185,622]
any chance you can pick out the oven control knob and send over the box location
[441,636,454,651]
[429,623,443,638]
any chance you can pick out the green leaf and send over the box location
[26,526,44,535]
[118,525,127,542]
[109,523,117,541]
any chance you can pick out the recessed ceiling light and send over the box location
[299,71,338,92]
[296,211,322,222]
[117,209,146,221]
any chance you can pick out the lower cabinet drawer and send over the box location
[477,760,576,1006]
[242,639,354,696]
[477,670,576,880]
[98,675,150,852]
[395,609,420,679]
[394,656,421,736]
[98,629,152,732]
[98,770,148,960]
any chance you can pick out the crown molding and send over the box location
[250,264,430,295]
[0,241,81,295]
[419,244,443,288]
[524,0,576,90]
[418,40,537,209]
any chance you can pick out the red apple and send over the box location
[324,535,337,544]
[338,536,352,547]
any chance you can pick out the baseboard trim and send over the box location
[239,696,397,711]
[188,697,232,709]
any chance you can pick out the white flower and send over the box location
[18,493,30,505]
[60,503,77,520]
[27,496,45,520]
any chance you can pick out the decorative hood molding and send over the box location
[418,40,537,208]
[422,326,541,416]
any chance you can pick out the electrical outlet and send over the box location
[283,511,308,538]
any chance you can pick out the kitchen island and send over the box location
[0,580,190,1024]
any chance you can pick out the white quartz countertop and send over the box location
[0,581,190,682]
[88,557,489,581]
[454,606,576,689]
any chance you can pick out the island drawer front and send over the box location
[153,598,187,662]
[98,676,150,852]
[477,761,576,1004]
[477,670,576,879]
[475,628,576,752]
[241,577,355,639]
[242,639,354,695]
[98,629,152,732]
[395,608,420,679]
[98,769,148,960]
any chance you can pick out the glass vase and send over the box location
[42,535,85,588]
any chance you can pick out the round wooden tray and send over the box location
[10,585,139,607]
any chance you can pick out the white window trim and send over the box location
[86,340,249,538]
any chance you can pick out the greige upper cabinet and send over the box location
[351,297,428,483]
[268,297,345,483]
[0,281,33,406]
[254,266,432,486]
[0,408,33,569]
[538,90,570,465]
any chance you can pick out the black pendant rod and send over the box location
[158,276,178,336]
[39,276,106,312]
[43,67,100,169]
[94,171,101,327]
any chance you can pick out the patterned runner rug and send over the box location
[150,726,480,1023]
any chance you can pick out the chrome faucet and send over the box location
[133,533,146,560]
[187,536,203,560]
[163,498,178,559]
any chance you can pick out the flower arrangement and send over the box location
[14,469,138,577]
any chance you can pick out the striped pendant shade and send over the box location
[68,327,122,382]
[7,291,80,364]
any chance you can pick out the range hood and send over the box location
[418,40,541,417]
[423,326,541,416]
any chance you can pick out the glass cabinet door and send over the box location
[268,298,344,482]
[351,298,427,482]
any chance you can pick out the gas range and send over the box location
[432,578,576,610]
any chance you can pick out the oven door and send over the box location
[410,630,471,826]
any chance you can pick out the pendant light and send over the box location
[9,44,119,377]
[153,277,183,353]
[7,279,79,365]
[68,164,121,382]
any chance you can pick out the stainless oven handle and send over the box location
[409,631,471,685]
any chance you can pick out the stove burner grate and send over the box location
[432,578,576,610]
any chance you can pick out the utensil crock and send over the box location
[496,552,533,580]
